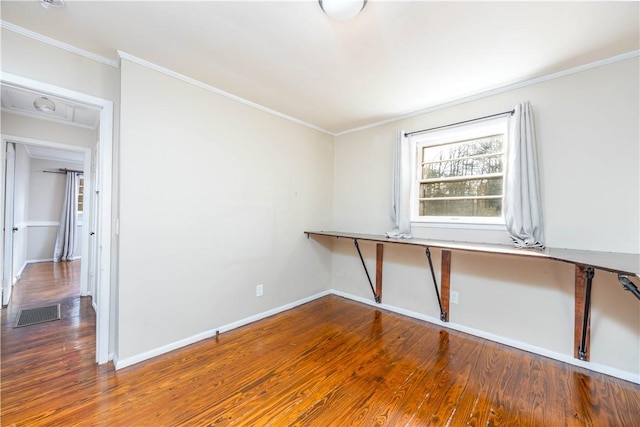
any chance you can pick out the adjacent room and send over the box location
[1,1,638,425]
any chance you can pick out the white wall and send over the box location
[1,29,120,103]
[27,158,84,262]
[117,59,334,362]
[331,57,640,379]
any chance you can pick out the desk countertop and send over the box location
[305,230,640,277]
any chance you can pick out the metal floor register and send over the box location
[14,304,61,328]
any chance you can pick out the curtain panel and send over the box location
[53,171,78,262]
[504,101,545,248]
[386,130,412,238]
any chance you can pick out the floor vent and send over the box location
[14,304,61,328]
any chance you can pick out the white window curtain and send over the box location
[386,130,412,238]
[53,171,78,262]
[504,102,544,248]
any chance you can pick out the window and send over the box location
[77,176,84,213]
[411,118,508,224]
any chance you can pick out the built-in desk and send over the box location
[305,230,640,362]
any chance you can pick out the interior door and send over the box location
[2,142,16,307]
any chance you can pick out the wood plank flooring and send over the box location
[2,261,640,426]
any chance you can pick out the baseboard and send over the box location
[114,290,332,370]
[112,287,639,383]
[13,261,27,284]
[329,289,640,385]
[26,257,81,264]
[26,258,54,264]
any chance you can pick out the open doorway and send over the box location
[3,140,90,291]
[0,73,113,364]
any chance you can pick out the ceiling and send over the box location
[1,85,100,129]
[23,144,84,164]
[1,1,638,134]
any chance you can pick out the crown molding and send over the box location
[118,51,335,136]
[0,20,119,68]
[336,50,640,137]
[3,18,636,138]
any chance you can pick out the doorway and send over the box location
[0,73,113,364]
[3,140,91,299]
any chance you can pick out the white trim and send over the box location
[2,106,99,131]
[115,287,638,383]
[114,290,332,370]
[25,221,59,227]
[15,261,27,276]
[329,289,640,384]
[25,221,83,228]
[117,51,334,137]
[24,258,82,266]
[0,21,119,68]
[25,258,54,264]
[335,50,640,137]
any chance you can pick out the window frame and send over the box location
[76,174,84,222]
[409,117,509,226]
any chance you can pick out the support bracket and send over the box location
[425,247,447,322]
[353,239,380,303]
[618,275,640,300]
[578,266,595,361]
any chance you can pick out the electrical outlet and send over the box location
[256,284,264,297]
[450,291,459,304]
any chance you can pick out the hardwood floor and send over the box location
[2,261,639,426]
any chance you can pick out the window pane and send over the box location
[420,177,503,198]
[422,155,504,179]
[419,198,502,217]
[422,135,504,163]
[77,178,84,212]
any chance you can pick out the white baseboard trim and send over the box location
[329,289,640,385]
[26,257,82,264]
[15,261,27,277]
[26,258,54,264]
[111,287,638,384]
[114,290,332,370]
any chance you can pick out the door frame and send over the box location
[0,72,113,365]
[2,142,16,306]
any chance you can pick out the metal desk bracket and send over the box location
[425,247,447,322]
[618,275,640,300]
[578,266,595,361]
[353,239,381,303]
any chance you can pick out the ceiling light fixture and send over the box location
[40,0,65,9]
[319,0,367,21]
[33,97,56,113]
